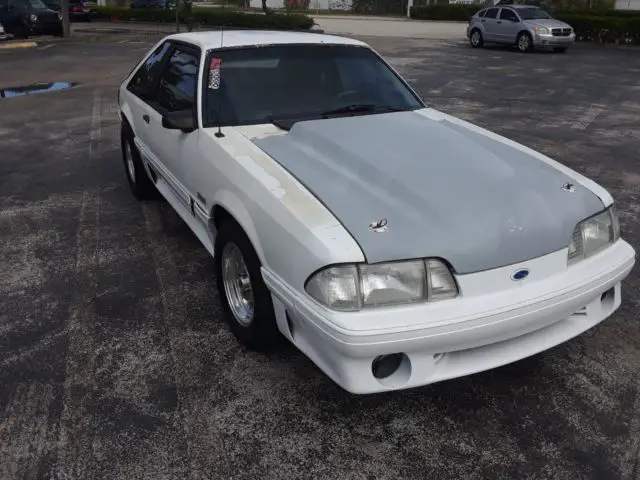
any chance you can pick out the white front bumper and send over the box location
[263,240,635,394]
[535,33,576,47]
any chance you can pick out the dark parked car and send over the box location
[0,0,62,38]
[42,0,93,21]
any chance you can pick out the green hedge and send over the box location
[409,5,640,44]
[555,13,640,43]
[94,6,314,29]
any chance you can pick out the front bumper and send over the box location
[29,22,63,36]
[534,32,576,47]
[264,239,635,394]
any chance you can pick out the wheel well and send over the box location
[121,112,133,134]
[211,204,266,264]
[212,204,235,231]
[518,30,532,38]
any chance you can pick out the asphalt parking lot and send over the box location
[1,35,639,480]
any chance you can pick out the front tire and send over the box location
[120,122,157,200]
[215,219,281,352]
[469,29,483,48]
[516,31,533,52]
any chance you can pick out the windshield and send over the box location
[517,7,552,19]
[13,0,51,8]
[202,44,424,128]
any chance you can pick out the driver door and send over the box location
[496,7,522,44]
[144,43,201,212]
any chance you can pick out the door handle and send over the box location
[143,114,150,123]
[497,20,502,23]
[481,19,486,22]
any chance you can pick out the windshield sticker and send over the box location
[208,58,221,90]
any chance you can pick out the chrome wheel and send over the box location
[518,33,531,52]
[125,141,136,183]
[471,30,481,47]
[221,242,254,326]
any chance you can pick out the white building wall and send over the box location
[615,0,640,8]
[249,0,352,9]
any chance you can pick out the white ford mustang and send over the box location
[118,30,636,394]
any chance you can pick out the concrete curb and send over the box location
[0,41,38,49]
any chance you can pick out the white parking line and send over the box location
[38,43,55,50]
[573,104,605,130]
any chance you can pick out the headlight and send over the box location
[305,259,459,312]
[568,206,620,265]
[58,13,63,20]
[533,26,549,35]
[29,13,38,22]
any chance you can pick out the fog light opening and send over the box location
[600,287,615,310]
[371,353,411,388]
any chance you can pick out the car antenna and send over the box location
[214,27,225,138]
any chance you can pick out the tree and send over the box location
[262,0,271,13]
[60,0,71,37]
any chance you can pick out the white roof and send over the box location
[165,29,368,51]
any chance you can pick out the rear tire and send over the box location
[516,31,533,52]
[553,47,568,53]
[121,122,157,200]
[215,219,282,352]
[469,29,483,48]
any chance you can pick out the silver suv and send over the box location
[467,5,576,53]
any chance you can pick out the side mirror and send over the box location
[162,109,196,133]
[511,17,520,22]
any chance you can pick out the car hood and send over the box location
[523,18,570,29]
[23,7,59,18]
[251,109,604,274]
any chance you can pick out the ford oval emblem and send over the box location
[511,269,530,281]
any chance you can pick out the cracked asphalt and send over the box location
[0,34,639,480]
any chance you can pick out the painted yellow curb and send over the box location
[0,41,38,49]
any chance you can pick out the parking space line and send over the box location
[573,104,605,130]
[38,43,56,50]
[54,90,102,478]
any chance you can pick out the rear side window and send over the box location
[127,41,172,101]
[155,47,200,113]
[484,7,499,18]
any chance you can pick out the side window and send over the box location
[499,8,518,21]
[484,7,499,18]
[155,47,200,113]
[127,41,172,101]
